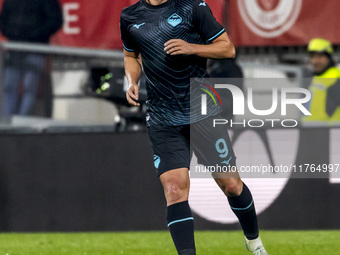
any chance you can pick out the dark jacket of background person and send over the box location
[209,59,244,119]
[0,0,63,43]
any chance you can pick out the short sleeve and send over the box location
[120,13,139,52]
[193,0,225,42]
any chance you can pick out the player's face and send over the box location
[310,52,330,74]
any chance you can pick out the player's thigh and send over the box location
[147,125,191,177]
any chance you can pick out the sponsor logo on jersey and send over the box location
[168,13,182,27]
[133,22,145,29]
[221,157,232,165]
[237,0,302,38]
[199,2,207,6]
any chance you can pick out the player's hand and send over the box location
[126,83,140,106]
[164,39,195,56]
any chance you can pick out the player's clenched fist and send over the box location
[126,84,140,106]
[164,39,195,56]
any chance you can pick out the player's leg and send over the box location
[213,172,267,254]
[148,125,195,255]
[191,116,268,254]
[160,168,190,206]
[213,174,259,239]
[160,168,195,255]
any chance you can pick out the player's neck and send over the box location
[146,0,169,6]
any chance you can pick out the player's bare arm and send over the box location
[164,32,235,59]
[124,49,142,106]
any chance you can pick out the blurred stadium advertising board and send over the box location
[0,127,339,231]
[190,128,340,225]
[5,0,340,48]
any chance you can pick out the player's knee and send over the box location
[221,179,243,197]
[164,182,188,205]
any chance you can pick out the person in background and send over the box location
[303,38,340,124]
[0,0,63,118]
[208,58,244,120]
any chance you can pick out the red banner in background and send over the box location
[1,0,338,48]
[228,0,340,47]
[52,0,223,49]
[0,0,223,49]
[51,0,138,49]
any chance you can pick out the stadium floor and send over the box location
[0,230,339,254]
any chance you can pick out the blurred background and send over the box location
[0,0,339,233]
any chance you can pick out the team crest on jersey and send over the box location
[154,155,161,169]
[167,13,182,27]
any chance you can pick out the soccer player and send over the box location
[120,0,268,254]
